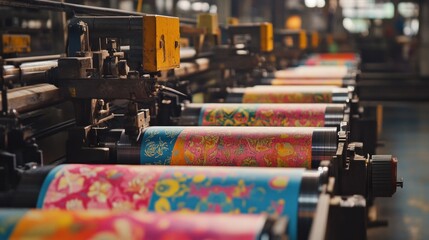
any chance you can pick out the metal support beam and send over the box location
[419,0,429,77]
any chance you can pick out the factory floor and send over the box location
[367,102,429,240]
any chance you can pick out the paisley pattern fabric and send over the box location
[199,103,326,127]
[37,164,304,240]
[141,127,313,168]
[0,209,267,240]
[270,79,343,86]
[242,86,335,103]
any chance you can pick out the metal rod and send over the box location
[0,57,8,115]
[0,0,197,24]
[4,54,62,65]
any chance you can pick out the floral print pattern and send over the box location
[141,127,313,168]
[38,164,304,240]
[242,86,335,103]
[0,209,267,240]
[199,103,326,127]
[40,165,162,210]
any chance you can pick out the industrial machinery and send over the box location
[0,1,405,240]
[0,162,374,240]
[205,21,275,101]
[55,14,181,163]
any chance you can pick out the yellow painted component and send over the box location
[285,15,302,30]
[197,14,219,35]
[311,31,319,49]
[1,34,31,54]
[299,30,307,50]
[377,104,383,137]
[260,22,273,52]
[227,17,239,26]
[143,15,180,72]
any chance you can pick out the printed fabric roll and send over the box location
[198,103,326,127]
[36,164,304,240]
[274,66,349,79]
[270,79,343,86]
[242,86,338,103]
[0,209,269,240]
[140,126,313,168]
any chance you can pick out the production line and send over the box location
[0,1,404,239]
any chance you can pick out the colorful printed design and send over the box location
[199,104,326,127]
[37,164,305,240]
[38,165,163,210]
[1,210,267,240]
[242,86,334,103]
[141,126,313,168]
[270,79,343,86]
[0,209,26,239]
[304,59,355,67]
[140,128,183,164]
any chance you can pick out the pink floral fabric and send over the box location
[7,210,266,240]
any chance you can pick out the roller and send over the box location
[226,86,351,103]
[3,60,58,75]
[261,78,348,86]
[179,103,346,127]
[0,84,62,113]
[0,209,286,240]
[304,53,359,67]
[274,66,351,79]
[0,164,325,240]
[115,126,338,169]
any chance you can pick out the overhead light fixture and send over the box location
[305,0,325,8]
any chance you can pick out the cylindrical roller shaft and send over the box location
[0,84,62,113]
[2,164,323,240]
[226,86,350,103]
[134,126,337,169]
[0,209,283,240]
[3,60,58,75]
[179,103,345,127]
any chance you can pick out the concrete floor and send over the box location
[368,103,429,240]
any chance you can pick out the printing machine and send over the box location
[0,1,403,240]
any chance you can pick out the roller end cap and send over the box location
[370,155,401,197]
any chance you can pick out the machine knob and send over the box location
[370,155,403,197]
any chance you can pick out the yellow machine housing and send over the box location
[1,34,31,54]
[260,22,273,52]
[299,30,308,50]
[311,31,319,49]
[197,14,219,35]
[143,15,180,72]
[227,17,239,26]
